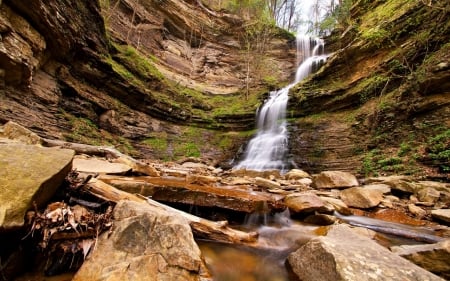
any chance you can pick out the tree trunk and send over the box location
[83,178,259,244]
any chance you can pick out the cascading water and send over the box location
[234,35,327,172]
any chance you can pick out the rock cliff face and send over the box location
[0,0,295,162]
[288,0,449,176]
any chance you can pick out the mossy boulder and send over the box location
[0,144,74,231]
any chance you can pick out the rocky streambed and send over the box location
[1,121,450,281]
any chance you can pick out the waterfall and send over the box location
[234,35,327,172]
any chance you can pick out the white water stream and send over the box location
[234,35,327,171]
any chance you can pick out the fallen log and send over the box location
[83,178,258,244]
[41,138,159,176]
[98,175,285,213]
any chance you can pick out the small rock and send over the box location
[417,187,440,204]
[339,187,383,209]
[431,209,450,223]
[391,240,450,279]
[255,177,281,190]
[285,169,310,180]
[408,204,427,218]
[312,171,359,189]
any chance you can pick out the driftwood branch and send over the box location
[41,138,159,176]
[83,178,258,244]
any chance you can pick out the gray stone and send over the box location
[339,187,383,209]
[313,171,359,189]
[288,224,443,281]
[73,200,208,281]
[0,144,74,230]
[391,240,450,279]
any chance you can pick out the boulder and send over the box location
[73,200,209,281]
[255,177,281,190]
[72,157,132,175]
[431,209,450,223]
[0,144,74,230]
[288,224,443,281]
[3,121,41,145]
[320,197,352,215]
[368,176,417,194]
[391,240,450,279]
[417,187,440,204]
[339,187,383,209]
[285,169,311,180]
[312,171,358,189]
[362,183,391,194]
[284,192,327,214]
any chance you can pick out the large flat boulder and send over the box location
[0,143,74,230]
[391,240,450,279]
[73,200,209,281]
[288,224,443,281]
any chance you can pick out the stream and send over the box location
[198,211,444,281]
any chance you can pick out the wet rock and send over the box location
[431,209,450,223]
[408,204,427,218]
[312,171,358,189]
[417,187,440,204]
[255,177,281,190]
[288,224,444,281]
[285,169,311,180]
[0,143,74,230]
[284,192,327,214]
[304,214,337,225]
[391,240,450,279]
[72,157,132,175]
[73,200,208,281]
[3,121,41,145]
[339,187,383,209]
